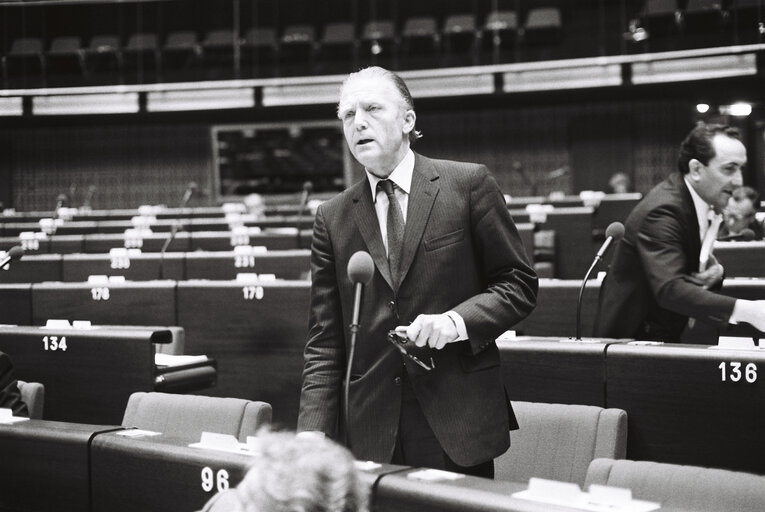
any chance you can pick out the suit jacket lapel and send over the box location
[351,178,395,289]
[670,172,702,256]
[397,154,439,289]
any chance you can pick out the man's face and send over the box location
[689,134,746,211]
[724,197,756,234]
[337,76,415,176]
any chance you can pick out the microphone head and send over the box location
[7,245,24,261]
[605,222,625,241]
[303,181,314,193]
[348,251,374,285]
[188,182,199,192]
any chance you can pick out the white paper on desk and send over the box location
[407,469,465,481]
[0,408,30,424]
[154,354,209,367]
[710,337,758,350]
[513,479,660,512]
[117,429,162,437]
[354,461,382,471]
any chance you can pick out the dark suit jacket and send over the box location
[297,153,538,466]
[0,351,29,417]
[595,172,737,341]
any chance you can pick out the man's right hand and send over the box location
[732,300,765,332]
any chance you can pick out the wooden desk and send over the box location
[31,280,176,327]
[61,253,185,281]
[91,432,253,512]
[498,337,617,406]
[184,249,310,280]
[0,325,172,423]
[83,232,192,253]
[715,241,765,277]
[605,342,765,474]
[0,254,62,283]
[0,419,122,512]
[0,283,32,324]
[177,280,310,428]
[190,230,310,251]
[516,279,600,338]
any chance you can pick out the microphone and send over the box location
[158,221,182,280]
[717,228,756,242]
[344,251,374,449]
[54,193,68,215]
[296,181,314,249]
[180,182,198,208]
[0,245,24,270]
[576,222,625,340]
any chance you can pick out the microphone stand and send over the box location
[575,257,600,341]
[344,282,363,450]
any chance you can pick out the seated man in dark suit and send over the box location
[718,186,764,240]
[0,351,29,417]
[595,123,765,342]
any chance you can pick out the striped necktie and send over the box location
[377,179,404,281]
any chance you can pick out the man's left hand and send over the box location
[401,314,459,350]
[692,255,724,290]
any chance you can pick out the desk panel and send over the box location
[0,325,167,423]
[0,254,62,283]
[715,241,765,277]
[540,207,596,280]
[0,419,121,512]
[606,343,765,473]
[0,283,32,324]
[91,433,253,512]
[31,280,176,327]
[61,253,185,281]
[498,337,613,406]
[177,281,310,428]
[48,234,86,254]
[191,230,307,251]
[184,250,310,280]
[516,279,600,338]
[83,232,192,253]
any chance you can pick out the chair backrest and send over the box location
[203,29,237,49]
[122,391,271,443]
[524,7,562,29]
[443,14,477,34]
[89,35,120,52]
[10,37,43,56]
[485,10,519,31]
[362,20,396,41]
[126,33,158,52]
[48,36,82,55]
[322,22,356,44]
[496,401,627,486]
[281,24,316,44]
[16,380,44,419]
[164,31,198,50]
[402,17,438,37]
[644,0,679,16]
[243,27,277,47]
[585,458,765,511]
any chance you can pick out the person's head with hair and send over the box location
[678,122,746,211]
[608,172,632,194]
[723,185,759,235]
[227,431,367,512]
[243,193,266,219]
[337,66,421,177]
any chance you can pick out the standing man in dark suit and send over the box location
[297,67,537,477]
[0,351,29,417]
[595,123,765,341]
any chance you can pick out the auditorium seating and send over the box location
[496,401,627,486]
[122,391,271,443]
[585,458,765,511]
[17,380,45,419]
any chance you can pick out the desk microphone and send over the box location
[180,182,198,208]
[296,181,313,249]
[0,246,24,270]
[344,251,374,449]
[576,221,624,340]
[158,221,182,279]
[82,185,96,209]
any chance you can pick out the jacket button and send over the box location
[394,377,402,386]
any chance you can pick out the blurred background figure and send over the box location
[200,430,368,512]
[718,186,763,240]
[243,193,267,219]
[608,172,632,194]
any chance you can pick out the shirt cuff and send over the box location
[444,311,468,341]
